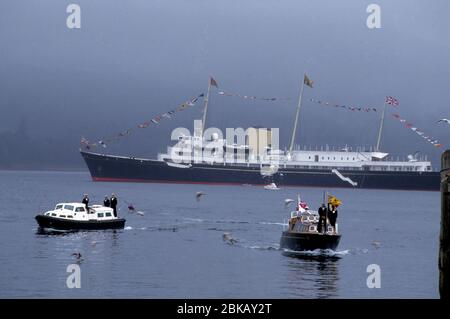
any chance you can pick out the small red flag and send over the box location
[210,76,218,88]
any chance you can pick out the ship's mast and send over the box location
[289,73,306,154]
[375,101,387,152]
[201,78,212,136]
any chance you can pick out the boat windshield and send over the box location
[64,205,74,211]
[75,207,85,212]
[55,204,63,210]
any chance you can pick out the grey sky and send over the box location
[0,0,449,168]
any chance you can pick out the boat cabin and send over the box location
[44,203,117,221]
[288,210,337,234]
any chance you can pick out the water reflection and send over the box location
[281,253,340,298]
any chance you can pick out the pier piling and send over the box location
[440,150,450,298]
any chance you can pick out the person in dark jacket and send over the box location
[82,194,89,211]
[110,193,118,217]
[328,205,338,234]
[317,203,327,234]
[103,196,110,207]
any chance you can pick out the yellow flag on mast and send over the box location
[328,195,342,207]
[304,74,314,88]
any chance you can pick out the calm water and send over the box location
[0,170,439,298]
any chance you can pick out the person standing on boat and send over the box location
[317,203,327,234]
[103,196,110,207]
[328,205,338,234]
[110,193,118,217]
[82,194,89,211]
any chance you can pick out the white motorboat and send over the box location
[35,202,126,230]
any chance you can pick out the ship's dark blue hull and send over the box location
[80,151,440,191]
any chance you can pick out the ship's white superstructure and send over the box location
[158,135,432,173]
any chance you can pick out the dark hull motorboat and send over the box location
[36,215,126,230]
[280,231,341,251]
[280,199,342,252]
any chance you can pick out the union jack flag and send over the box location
[385,96,399,106]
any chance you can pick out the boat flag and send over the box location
[328,195,342,207]
[309,98,378,113]
[304,74,314,88]
[385,96,399,106]
[296,195,309,212]
[216,90,290,102]
[391,112,444,149]
[81,92,205,150]
[210,76,219,88]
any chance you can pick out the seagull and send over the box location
[372,241,381,249]
[127,204,135,212]
[136,211,145,216]
[71,252,82,259]
[222,232,237,245]
[437,118,450,125]
[196,191,206,201]
[284,199,295,207]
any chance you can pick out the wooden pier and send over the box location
[440,150,450,298]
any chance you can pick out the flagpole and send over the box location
[201,79,212,136]
[289,73,305,155]
[375,101,387,152]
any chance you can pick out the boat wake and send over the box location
[257,221,287,226]
[282,248,349,259]
[244,244,280,251]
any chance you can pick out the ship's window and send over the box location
[51,213,57,216]
[75,207,85,212]
[98,213,104,218]
[45,212,50,216]
[106,213,112,217]
[347,157,349,160]
[59,215,66,218]
[352,158,355,160]
[67,215,73,218]
[55,205,63,210]
[64,205,74,211]
[321,157,324,160]
[333,157,335,160]
[341,157,343,160]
